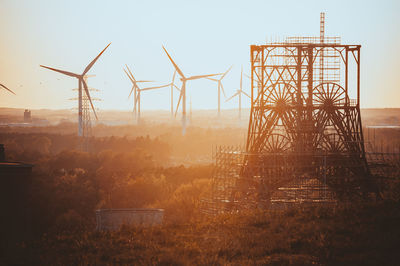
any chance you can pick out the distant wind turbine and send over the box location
[125,67,176,124]
[40,43,111,136]
[207,65,232,117]
[124,65,153,123]
[226,66,250,119]
[162,45,220,135]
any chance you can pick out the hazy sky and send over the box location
[0,0,399,111]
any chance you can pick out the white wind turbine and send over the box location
[124,65,153,123]
[125,67,177,124]
[226,66,250,119]
[40,43,111,136]
[207,65,232,117]
[162,46,220,135]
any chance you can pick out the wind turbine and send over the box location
[226,66,250,119]
[125,67,176,124]
[170,70,180,119]
[207,65,232,117]
[162,46,220,135]
[124,65,153,123]
[0,84,15,95]
[40,43,111,137]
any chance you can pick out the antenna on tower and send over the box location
[320,12,325,84]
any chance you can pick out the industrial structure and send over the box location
[204,13,386,213]
[23,109,32,123]
[40,43,111,151]
[73,75,101,151]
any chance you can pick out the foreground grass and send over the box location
[7,202,400,265]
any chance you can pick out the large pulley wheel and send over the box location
[313,82,348,108]
[262,133,291,153]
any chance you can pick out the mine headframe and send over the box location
[238,42,377,205]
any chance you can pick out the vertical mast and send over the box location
[320,12,325,84]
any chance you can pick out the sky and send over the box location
[0,0,399,111]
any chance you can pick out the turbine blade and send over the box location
[135,80,154,83]
[225,91,239,102]
[40,65,79,78]
[81,78,98,120]
[125,65,137,82]
[206,77,219,82]
[128,85,134,98]
[175,90,183,117]
[244,73,252,80]
[0,84,15,95]
[140,84,170,91]
[173,84,180,92]
[82,43,111,75]
[171,70,176,83]
[187,73,221,80]
[221,65,233,80]
[220,82,226,98]
[241,90,250,98]
[124,68,135,84]
[162,46,185,79]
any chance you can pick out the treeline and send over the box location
[0,123,247,160]
[0,132,170,163]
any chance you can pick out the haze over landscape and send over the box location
[1,1,400,265]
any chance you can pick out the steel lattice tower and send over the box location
[80,75,97,151]
[235,37,376,207]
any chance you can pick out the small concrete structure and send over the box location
[23,109,32,123]
[96,208,164,231]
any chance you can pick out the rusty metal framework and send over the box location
[204,147,341,213]
[200,13,400,215]
[203,38,382,214]
[230,40,376,205]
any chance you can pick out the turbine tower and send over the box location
[40,43,111,143]
[207,65,232,117]
[124,65,153,123]
[226,66,250,119]
[162,46,220,135]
